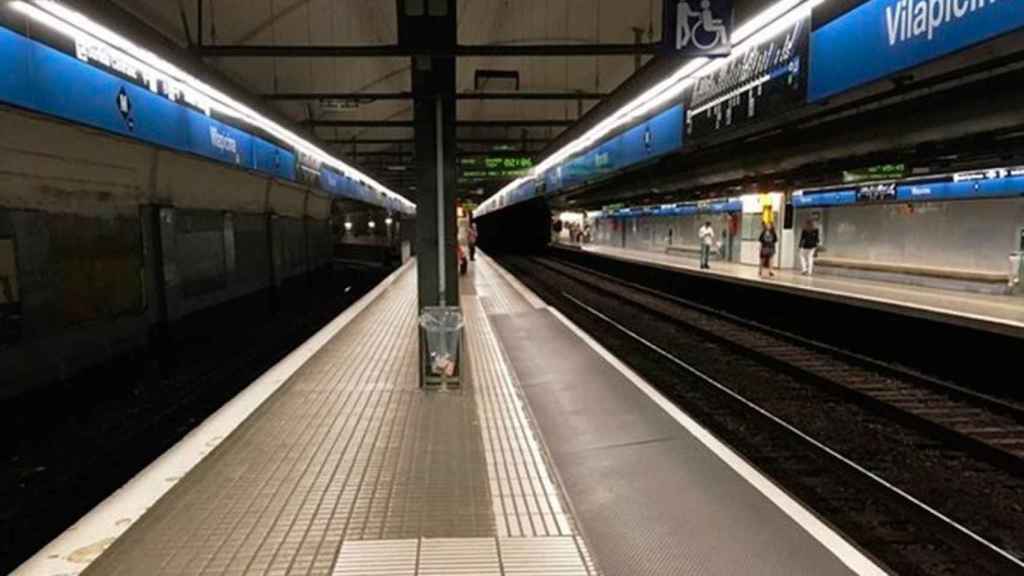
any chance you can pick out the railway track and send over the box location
[499,253,1024,575]
[532,255,1024,476]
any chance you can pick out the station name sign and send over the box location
[885,0,997,46]
[75,35,214,116]
[809,0,1024,101]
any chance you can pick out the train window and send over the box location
[428,0,448,15]
[0,237,19,348]
[404,0,425,16]
[0,238,18,305]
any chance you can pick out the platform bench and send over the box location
[815,257,1008,284]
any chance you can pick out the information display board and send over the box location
[686,13,809,140]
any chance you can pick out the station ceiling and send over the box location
[110,0,672,198]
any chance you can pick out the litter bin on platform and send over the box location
[419,306,464,386]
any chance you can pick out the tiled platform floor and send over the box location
[82,264,595,576]
[474,252,877,576]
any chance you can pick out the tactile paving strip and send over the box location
[465,298,574,538]
[331,539,418,575]
[472,256,529,316]
[330,537,592,576]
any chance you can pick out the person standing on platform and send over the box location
[698,221,715,269]
[758,221,778,278]
[468,220,478,261]
[457,212,470,272]
[799,219,820,276]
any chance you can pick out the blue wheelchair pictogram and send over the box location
[677,0,728,51]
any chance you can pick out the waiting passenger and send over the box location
[469,221,478,261]
[758,221,778,278]
[799,219,820,276]
[698,221,715,270]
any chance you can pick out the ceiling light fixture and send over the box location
[477,0,825,215]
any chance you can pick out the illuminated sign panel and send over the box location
[686,12,808,139]
[0,2,413,214]
[459,156,534,180]
[842,164,907,183]
[808,0,1024,101]
[794,167,1024,207]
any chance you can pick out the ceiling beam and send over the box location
[337,150,536,158]
[462,119,575,128]
[457,138,552,144]
[263,91,608,101]
[459,91,606,100]
[321,138,551,144]
[308,120,414,128]
[308,119,574,128]
[198,43,659,58]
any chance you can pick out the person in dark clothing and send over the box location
[468,221,478,261]
[758,221,778,278]
[799,219,821,276]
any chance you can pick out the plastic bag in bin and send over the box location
[419,306,464,377]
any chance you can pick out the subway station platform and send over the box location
[19,256,885,576]
[576,244,1024,338]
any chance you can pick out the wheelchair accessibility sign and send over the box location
[665,0,732,56]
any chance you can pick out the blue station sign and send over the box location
[809,0,1024,101]
[0,17,407,213]
[794,168,1024,207]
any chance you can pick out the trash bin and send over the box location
[419,306,464,385]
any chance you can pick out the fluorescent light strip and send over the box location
[479,0,824,215]
[11,0,415,213]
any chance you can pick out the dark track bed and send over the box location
[0,263,389,573]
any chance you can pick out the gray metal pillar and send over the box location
[405,0,458,310]
[400,0,459,387]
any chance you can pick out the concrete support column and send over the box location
[404,0,458,310]
[155,206,183,323]
[140,205,171,342]
[266,212,281,313]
